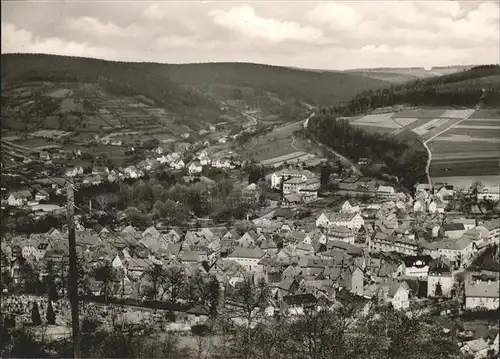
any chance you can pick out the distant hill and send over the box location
[1,54,389,108]
[343,65,473,84]
[322,65,500,117]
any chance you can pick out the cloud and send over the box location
[307,3,363,30]
[2,22,117,60]
[1,1,498,70]
[209,5,325,44]
[65,17,147,38]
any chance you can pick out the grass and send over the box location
[469,108,500,119]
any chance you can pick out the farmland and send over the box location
[427,108,500,182]
[241,118,324,167]
[340,106,500,186]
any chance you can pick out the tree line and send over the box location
[322,65,500,117]
[307,114,428,190]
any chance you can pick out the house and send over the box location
[227,247,266,273]
[435,184,454,202]
[7,190,32,207]
[464,280,499,310]
[329,226,355,244]
[402,255,432,278]
[236,231,257,248]
[65,166,84,177]
[428,198,445,214]
[481,219,500,244]
[170,160,185,170]
[378,281,410,311]
[460,338,490,359]
[427,259,453,298]
[35,190,49,202]
[340,200,361,214]
[440,223,466,239]
[413,200,425,213]
[186,305,210,325]
[270,169,315,189]
[316,212,364,230]
[92,166,109,176]
[377,186,396,200]
[369,232,419,256]
[212,158,233,169]
[477,185,500,201]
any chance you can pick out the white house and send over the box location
[170,159,185,170]
[35,190,49,202]
[316,212,364,230]
[227,247,266,273]
[481,219,500,244]
[464,280,499,310]
[402,256,432,278]
[212,158,233,169]
[340,200,361,214]
[379,282,410,311]
[428,198,446,214]
[7,190,32,207]
[477,185,500,201]
[270,169,315,189]
[188,160,203,174]
[377,185,396,200]
[65,166,84,178]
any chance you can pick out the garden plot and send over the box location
[454,124,500,130]
[440,109,475,119]
[411,118,448,136]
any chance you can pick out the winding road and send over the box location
[422,110,476,189]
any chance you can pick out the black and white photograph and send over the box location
[1,1,499,358]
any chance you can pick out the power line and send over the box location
[66,182,81,359]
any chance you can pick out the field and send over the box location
[342,107,499,185]
[427,109,500,181]
[241,119,323,167]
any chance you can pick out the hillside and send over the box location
[344,65,473,84]
[1,54,391,135]
[322,65,500,117]
[161,62,388,105]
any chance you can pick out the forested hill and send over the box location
[1,53,221,118]
[1,53,389,107]
[320,65,500,117]
[161,62,389,105]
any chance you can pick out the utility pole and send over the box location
[67,182,81,359]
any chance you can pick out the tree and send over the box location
[207,276,220,316]
[31,302,41,326]
[435,281,443,297]
[320,164,331,189]
[46,300,56,325]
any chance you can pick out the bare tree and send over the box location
[96,194,110,211]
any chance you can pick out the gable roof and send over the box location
[10,190,32,199]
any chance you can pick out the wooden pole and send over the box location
[67,182,81,358]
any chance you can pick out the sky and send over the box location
[1,0,499,70]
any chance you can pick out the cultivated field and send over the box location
[342,107,499,185]
[427,109,500,181]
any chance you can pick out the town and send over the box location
[2,135,499,358]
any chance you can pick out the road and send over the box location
[422,110,476,188]
[242,112,258,126]
[290,136,300,151]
